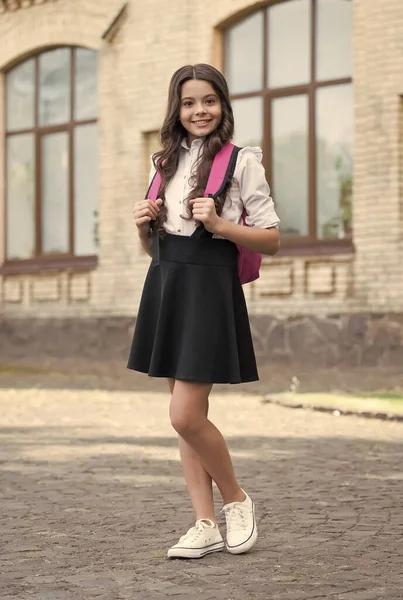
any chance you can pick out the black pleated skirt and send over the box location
[127,233,258,384]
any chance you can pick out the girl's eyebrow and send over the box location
[181,94,218,101]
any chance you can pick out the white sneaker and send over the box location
[221,489,257,554]
[167,518,225,559]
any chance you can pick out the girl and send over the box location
[129,64,280,559]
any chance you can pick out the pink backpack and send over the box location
[147,143,262,285]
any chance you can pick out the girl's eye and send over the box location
[206,98,215,104]
[183,101,192,107]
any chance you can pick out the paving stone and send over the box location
[1,376,403,598]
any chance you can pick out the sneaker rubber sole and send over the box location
[167,540,225,559]
[226,502,258,555]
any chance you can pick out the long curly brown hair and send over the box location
[151,64,235,235]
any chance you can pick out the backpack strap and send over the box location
[192,143,241,238]
[204,143,240,198]
[146,169,162,201]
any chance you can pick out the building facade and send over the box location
[1,0,403,367]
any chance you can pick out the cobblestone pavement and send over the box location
[1,375,403,600]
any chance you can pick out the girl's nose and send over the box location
[195,105,207,115]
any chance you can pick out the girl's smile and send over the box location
[192,119,213,127]
[180,79,222,143]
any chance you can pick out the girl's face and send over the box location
[180,79,222,143]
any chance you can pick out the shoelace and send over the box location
[179,519,215,543]
[221,502,247,532]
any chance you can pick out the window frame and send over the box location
[223,0,354,255]
[2,46,98,274]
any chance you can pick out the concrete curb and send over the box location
[261,393,403,423]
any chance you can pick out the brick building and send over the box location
[0,0,402,368]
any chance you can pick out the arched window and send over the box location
[224,0,353,246]
[5,46,98,270]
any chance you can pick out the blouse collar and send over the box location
[181,137,205,151]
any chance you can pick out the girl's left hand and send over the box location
[188,198,222,233]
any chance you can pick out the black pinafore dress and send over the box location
[127,225,258,384]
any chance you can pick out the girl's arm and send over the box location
[191,147,281,255]
[215,219,280,255]
[190,147,281,255]
[133,198,162,257]
[134,157,158,258]
[189,198,280,255]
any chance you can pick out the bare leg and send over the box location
[167,378,215,521]
[169,380,245,506]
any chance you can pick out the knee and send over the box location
[170,408,202,437]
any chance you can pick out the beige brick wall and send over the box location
[353,0,403,312]
[1,0,403,321]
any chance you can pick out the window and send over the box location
[225,0,353,246]
[4,47,98,270]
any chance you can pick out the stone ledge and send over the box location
[252,313,403,367]
[1,313,403,368]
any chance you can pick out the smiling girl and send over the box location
[128,64,280,559]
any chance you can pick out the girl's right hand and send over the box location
[133,199,163,237]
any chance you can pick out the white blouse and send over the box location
[148,137,280,237]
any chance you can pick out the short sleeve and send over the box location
[234,147,280,229]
